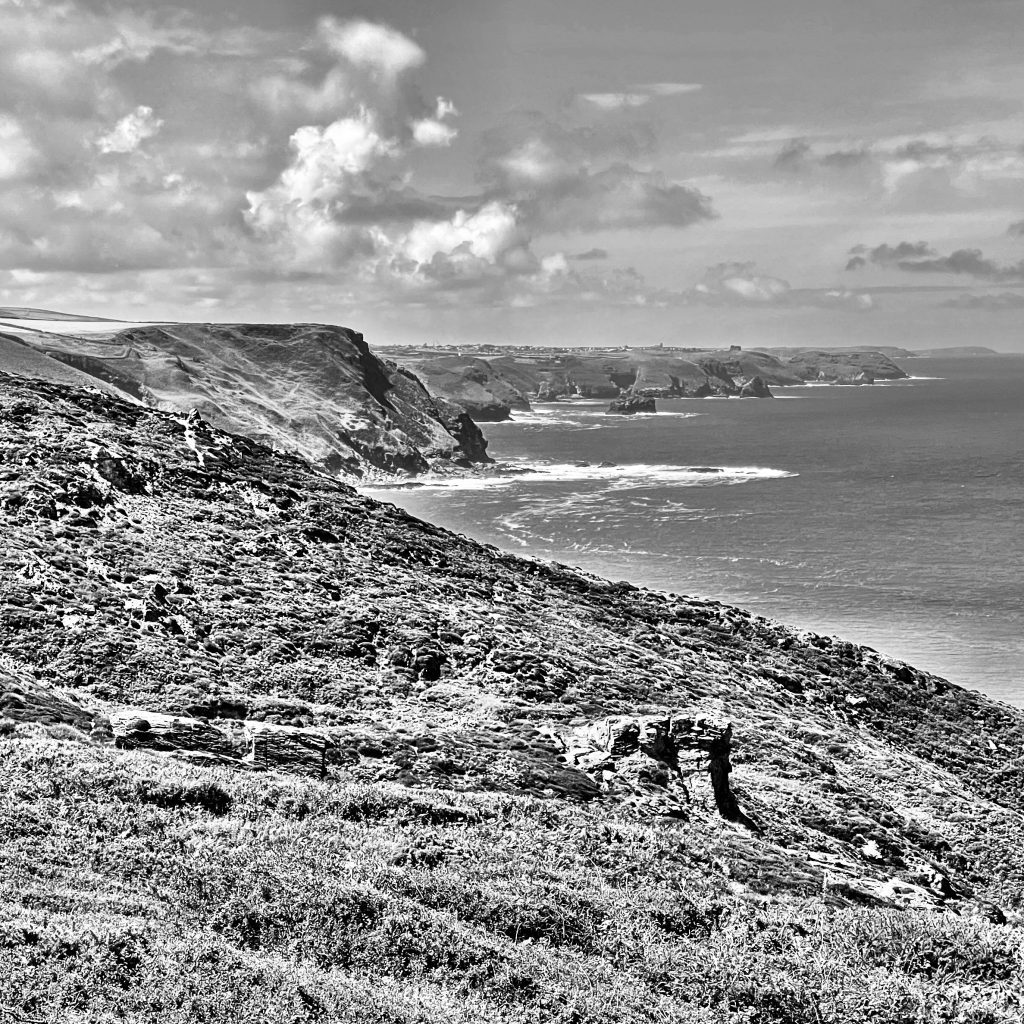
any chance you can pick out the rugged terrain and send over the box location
[0,319,490,476]
[388,346,908,419]
[1,369,1022,1022]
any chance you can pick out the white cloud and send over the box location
[97,106,163,154]
[317,17,425,79]
[579,92,651,111]
[0,6,708,312]
[691,262,873,311]
[637,82,703,96]
[578,82,702,110]
[694,263,790,303]
[395,202,523,265]
[410,119,457,146]
[0,115,39,180]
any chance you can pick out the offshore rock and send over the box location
[607,394,657,415]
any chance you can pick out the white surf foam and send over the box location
[364,461,796,493]
[498,404,703,428]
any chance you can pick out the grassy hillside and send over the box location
[1,370,1022,1022]
[1,319,491,476]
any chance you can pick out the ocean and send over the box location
[369,356,1024,707]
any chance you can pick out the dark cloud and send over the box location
[476,112,713,234]
[847,241,1024,282]
[568,247,609,261]
[773,138,811,172]
[774,138,870,174]
[1008,220,1024,238]
[899,249,1024,281]
[942,291,1024,310]
[517,164,713,234]
[847,241,937,270]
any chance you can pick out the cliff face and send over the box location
[759,347,909,382]
[2,319,491,476]
[389,354,533,421]
[386,345,913,413]
[2,371,1022,1021]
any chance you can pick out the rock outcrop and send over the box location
[607,394,657,415]
[737,375,773,398]
[559,712,736,819]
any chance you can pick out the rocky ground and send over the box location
[1,370,1022,1022]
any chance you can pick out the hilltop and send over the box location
[1,369,1022,1022]
[0,316,491,476]
[387,345,908,420]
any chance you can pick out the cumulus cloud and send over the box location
[690,262,872,311]
[847,241,1024,281]
[478,112,713,234]
[774,137,870,173]
[97,106,163,154]
[691,262,790,304]
[0,4,713,311]
[769,132,1024,207]
[0,115,40,181]
[316,17,425,79]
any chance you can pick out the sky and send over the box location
[2,0,1024,349]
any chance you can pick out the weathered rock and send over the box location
[606,394,656,415]
[737,375,773,398]
[561,711,737,819]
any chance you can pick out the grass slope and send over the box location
[1,371,1022,1022]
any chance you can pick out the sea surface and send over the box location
[370,356,1024,707]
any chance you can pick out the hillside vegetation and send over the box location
[1,371,1022,1022]
[1,319,491,475]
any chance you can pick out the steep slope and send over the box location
[2,318,490,476]
[387,345,909,415]
[389,354,533,421]
[759,348,909,383]
[1,371,1022,1022]
[389,348,759,411]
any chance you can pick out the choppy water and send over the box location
[369,357,1024,707]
